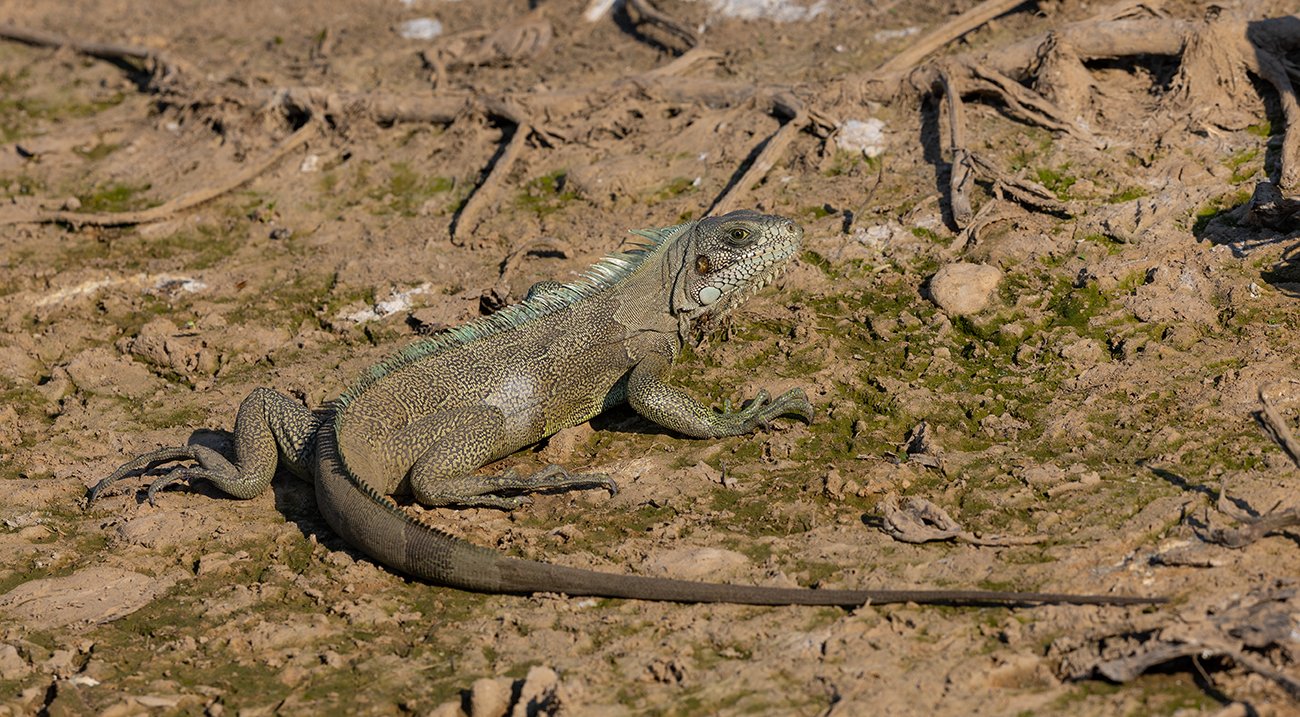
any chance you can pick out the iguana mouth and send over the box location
[692,241,800,327]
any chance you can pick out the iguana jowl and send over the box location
[90,210,1160,607]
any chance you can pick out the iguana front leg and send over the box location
[88,387,318,503]
[626,353,814,438]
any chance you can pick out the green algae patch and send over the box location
[77,181,157,213]
[369,162,454,216]
[517,170,578,217]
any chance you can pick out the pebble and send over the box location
[928,262,1003,315]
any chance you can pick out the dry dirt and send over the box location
[1,0,1299,715]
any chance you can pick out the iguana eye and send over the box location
[726,227,750,244]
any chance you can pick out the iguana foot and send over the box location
[88,445,237,506]
[728,388,815,431]
[419,464,619,510]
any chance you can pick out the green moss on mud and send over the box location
[1106,186,1149,203]
[369,162,453,216]
[517,170,577,217]
[1034,165,1078,200]
[77,181,156,213]
[647,176,696,205]
[0,68,124,141]
[1192,189,1252,234]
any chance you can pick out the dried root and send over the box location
[1203,381,1300,549]
[1053,586,1300,702]
[3,6,1296,250]
[879,495,1048,547]
[888,9,1300,238]
[0,123,316,227]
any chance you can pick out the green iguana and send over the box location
[89,210,1160,607]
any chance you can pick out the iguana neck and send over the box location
[609,234,692,352]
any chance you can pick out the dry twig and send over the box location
[1258,380,1300,468]
[937,70,974,228]
[880,495,1049,546]
[0,123,317,227]
[0,22,186,80]
[875,0,1028,77]
[452,121,534,245]
[711,106,809,215]
[1203,381,1300,548]
[626,0,699,54]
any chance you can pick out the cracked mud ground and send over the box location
[2,0,1300,715]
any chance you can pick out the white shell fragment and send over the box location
[397,18,443,40]
[836,118,887,158]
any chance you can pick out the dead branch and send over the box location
[966,62,1093,142]
[0,22,186,80]
[1259,380,1300,469]
[1242,47,1300,193]
[451,121,533,245]
[0,123,316,227]
[1057,586,1300,700]
[1096,642,1300,698]
[1239,180,1300,230]
[421,8,554,90]
[910,18,1192,91]
[492,238,575,301]
[879,495,1049,546]
[875,0,1028,77]
[1202,381,1300,548]
[1208,498,1300,549]
[626,0,699,54]
[631,46,721,81]
[968,152,1073,215]
[937,71,974,229]
[711,105,809,215]
[946,202,1014,256]
[894,14,1300,191]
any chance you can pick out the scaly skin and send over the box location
[89,211,1163,607]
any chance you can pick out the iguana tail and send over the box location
[315,428,1163,607]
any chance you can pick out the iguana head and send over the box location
[670,210,804,324]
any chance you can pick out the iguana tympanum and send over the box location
[90,210,1160,608]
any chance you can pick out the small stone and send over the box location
[0,405,20,449]
[928,262,1003,315]
[1018,464,1067,488]
[823,467,846,500]
[427,701,465,717]
[1058,337,1106,368]
[0,643,30,680]
[511,666,559,717]
[469,677,510,717]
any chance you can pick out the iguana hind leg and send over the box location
[417,464,616,510]
[400,407,616,510]
[88,387,318,504]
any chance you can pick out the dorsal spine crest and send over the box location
[333,223,686,412]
